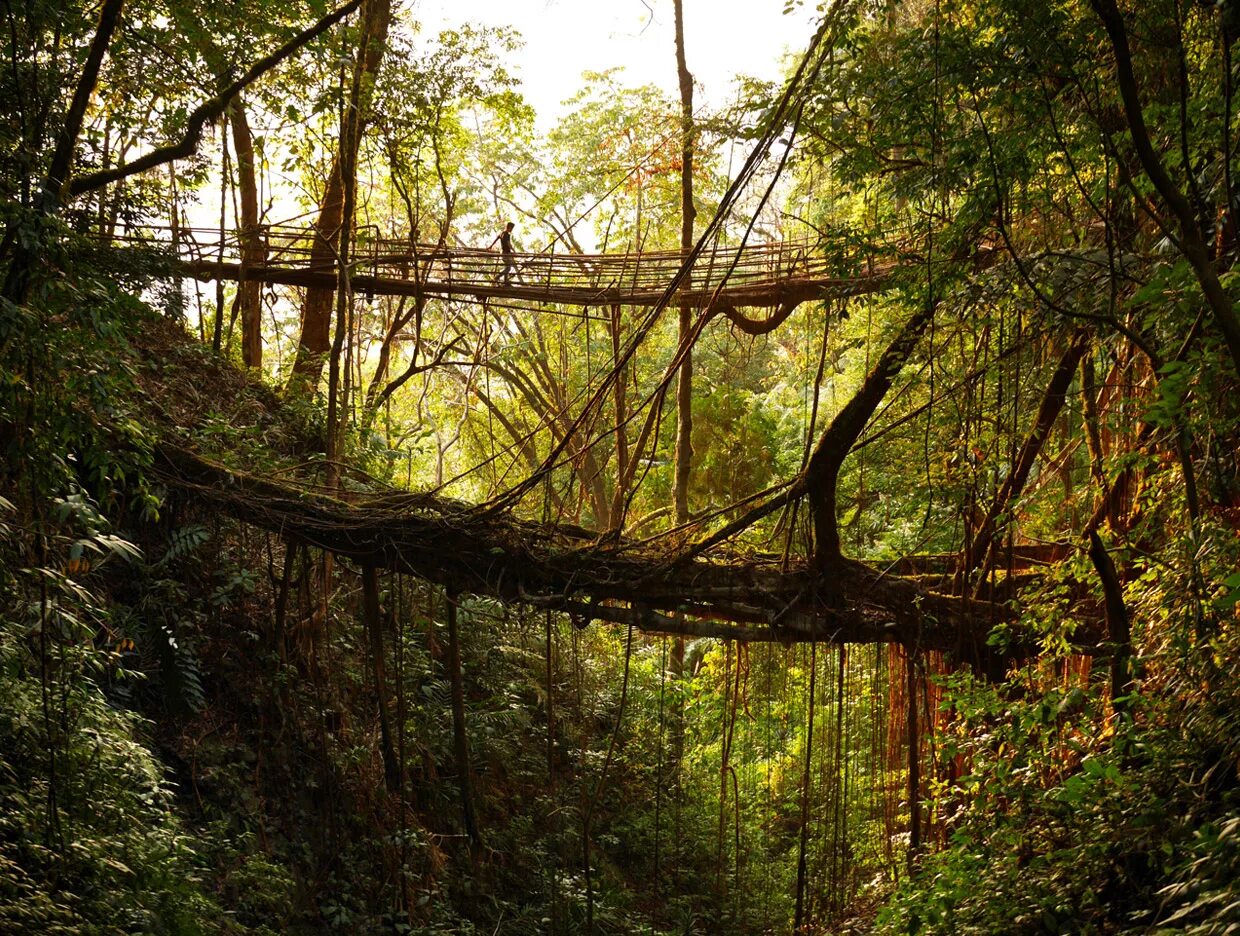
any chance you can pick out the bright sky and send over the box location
[411,0,821,128]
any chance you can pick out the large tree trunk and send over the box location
[667,0,696,883]
[290,163,345,386]
[288,0,391,392]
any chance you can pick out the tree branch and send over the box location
[42,0,125,210]
[67,0,364,198]
[371,334,468,411]
[963,329,1092,594]
[720,299,800,336]
[806,301,937,565]
[1089,0,1240,379]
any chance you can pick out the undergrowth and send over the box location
[872,502,1240,935]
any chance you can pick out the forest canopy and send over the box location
[2,0,1240,933]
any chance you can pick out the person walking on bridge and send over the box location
[490,221,516,285]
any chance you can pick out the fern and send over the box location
[146,618,206,716]
[419,678,453,708]
[159,523,209,567]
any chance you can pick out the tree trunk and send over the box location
[446,596,480,849]
[41,0,125,213]
[290,159,344,387]
[362,565,400,791]
[230,98,265,368]
[288,0,391,391]
[672,0,696,527]
[668,0,696,882]
[1080,353,1106,489]
[806,303,936,567]
[2,0,125,305]
[1086,530,1131,715]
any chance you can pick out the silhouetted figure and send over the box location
[491,221,516,284]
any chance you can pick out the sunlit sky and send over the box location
[412,0,821,128]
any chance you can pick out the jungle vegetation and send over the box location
[2,0,1240,933]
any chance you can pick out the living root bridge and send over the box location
[175,258,885,310]
[117,223,895,310]
[155,443,1046,657]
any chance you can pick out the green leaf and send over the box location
[1214,571,1240,611]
